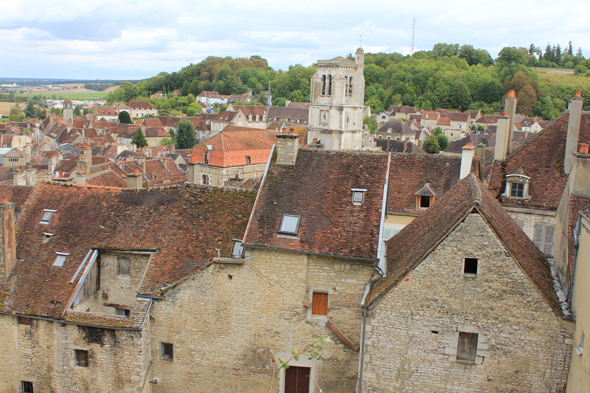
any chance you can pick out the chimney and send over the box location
[126,169,143,189]
[187,149,199,183]
[475,143,485,161]
[494,113,511,162]
[504,90,517,153]
[564,91,584,175]
[0,197,16,280]
[137,157,146,172]
[276,130,300,166]
[460,143,475,179]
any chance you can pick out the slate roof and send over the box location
[369,174,564,317]
[233,105,268,118]
[387,154,461,214]
[243,149,388,261]
[268,107,309,125]
[375,139,426,155]
[489,112,590,209]
[0,183,256,319]
[445,134,495,154]
[377,119,414,136]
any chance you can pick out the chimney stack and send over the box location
[0,197,16,280]
[187,153,199,183]
[570,142,590,197]
[564,91,584,175]
[276,130,300,166]
[504,90,517,153]
[126,169,143,189]
[460,143,475,179]
[494,113,511,162]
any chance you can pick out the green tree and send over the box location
[433,127,450,150]
[422,134,441,154]
[24,100,35,118]
[364,116,378,133]
[74,104,83,117]
[8,106,24,121]
[132,127,148,148]
[176,119,196,149]
[118,111,133,124]
[159,137,175,146]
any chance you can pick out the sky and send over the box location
[1,0,590,80]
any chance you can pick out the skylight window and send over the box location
[351,189,367,205]
[40,209,57,224]
[43,233,54,244]
[53,252,69,267]
[279,214,301,235]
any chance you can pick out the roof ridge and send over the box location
[468,173,483,205]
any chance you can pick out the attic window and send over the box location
[279,214,301,236]
[417,195,432,209]
[43,233,54,243]
[351,189,367,205]
[505,174,530,200]
[464,258,478,275]
[231,239,244,258]
[53,252,69,267]
[40,209,57,224]
[115,308,130,317]
[246,155,251,164]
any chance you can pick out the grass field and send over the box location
[19,87,109,100]
[532,67,575,75]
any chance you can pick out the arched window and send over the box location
[348,77,353,95]
[328,75,333,95]
[321,75,326,95]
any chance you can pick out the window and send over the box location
[201,174,210,185]
[457,332,478,362]
[40,209,57,224]
[161,342,174,361]
[117,257,131,276]
[279,214,301,235]
[533,224,555,256]
[327,75,333,96]
[18,316,33,325]
[312,292,328,316]
[351,189,367,205]
[75,349,89,367]
[464,258,478,275]
[321,75,326,95]
[510,182,524,198]
[284,365,311,393]
[53,252,69,267]
[115,308,130,317]
[21,381,34,393]
[417,195,432,209]
[204,151,210,165]
[43,233,54,243]
[231,239,244,258]
[246,155,251,164]
[348,76,353,95]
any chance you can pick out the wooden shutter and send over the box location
[457,332,478,362]
[285,366,310,393]
[533,224,544,250]
[117,258,130,276]
[543,225,555,256]
[312,292,328,315]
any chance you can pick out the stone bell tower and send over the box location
[308,47,369,151]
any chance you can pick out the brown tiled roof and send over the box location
[451,112,469,122]
[387,154,461,214]
[436,108,452,118]
[377,119,414,136]
[233,105,268,117]
[193,129,276,167]
[0,185,34,209]
[86,169,128,188]
[488,112,590,209]
[0,183,256,319]
[369,174,564,317]
[243,149,388,260]
[477,115,498,124]
[215,110,240,122]
[128,101,154,110]
[422,111,440,120]
[138,118,164,127]
[375,139,425,155]
[144,126,170,138]
[54,159,78,175]
[436,117,451,126]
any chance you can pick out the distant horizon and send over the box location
[2,0,589,80]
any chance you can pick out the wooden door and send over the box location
[284,366,310,393]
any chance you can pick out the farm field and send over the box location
[0,102,17,117]
[20,88,108,99]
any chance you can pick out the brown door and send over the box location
[284,366,310,393]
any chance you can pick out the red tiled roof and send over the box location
[451,112,469,122]
[243,149,388,260]
[0,183,256,318]
[193,129,277,167]
[369,174,564,317]
[422,111,440,120]
[436,118,451,126]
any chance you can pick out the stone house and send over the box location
[360,174,574,392]
[128,101,158,119]
[375,119,415,142]
[210,109,247,133]
[0,148,28,167]
[187,127,277,188]
[230,105,268,129]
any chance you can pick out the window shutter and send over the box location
[457,332,478,362]
[543,225,555,256]
[312,292,328,315]
[533,225,544,250]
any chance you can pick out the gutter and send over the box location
[376,152,391,273]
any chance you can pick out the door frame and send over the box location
[276,354,318,393]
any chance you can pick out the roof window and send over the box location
[279,214,301,236]
[53,252,69,267]
[40,209,57,224]
[43,233,54,244]
[351,189,367,205]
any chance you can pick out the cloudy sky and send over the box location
[1,0,589,80]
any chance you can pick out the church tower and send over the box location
[63,99,74,122]
[308,47,370,150]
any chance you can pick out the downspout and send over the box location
[357,278,377,393]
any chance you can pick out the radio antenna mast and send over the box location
[411,17,415,54]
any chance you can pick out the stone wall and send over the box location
[362,213,573,393]
[149,248,374,392]
[0,315,150,393]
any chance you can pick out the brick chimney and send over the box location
[564,91,584,175]
[494,113,511,162]
[276,129,300,166]
[126,169,143,189]
[187,152,199,183]
[504,90,517,153]
[460,143,475,179]
[0,197,16,280]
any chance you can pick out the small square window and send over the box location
[115,308,130,317]
[510,182,524,198]
[75,349,89,367]
[43,233,54,244]
[40,209,57,224]
[351,188,367,206]
[245,155,251,164]
[117,258,130,276]
[464,258,478,275]
[53,253,69,267]
[161,342,174,361]
[312,292,328,316]
[21,381,34,393]
[457,332,478,362]
[279,214,301,235]
[417,195,432,209]
[231,239,243,258]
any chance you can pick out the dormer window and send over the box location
[505,171,530,200]
[279,214,301,236]
[231,239,244,258]
[510,182,524,198]
[415,183,435,210]
[351,189,367,205]
[53,252,69,267]
[418,195,432,208]
[40,209,57,224]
